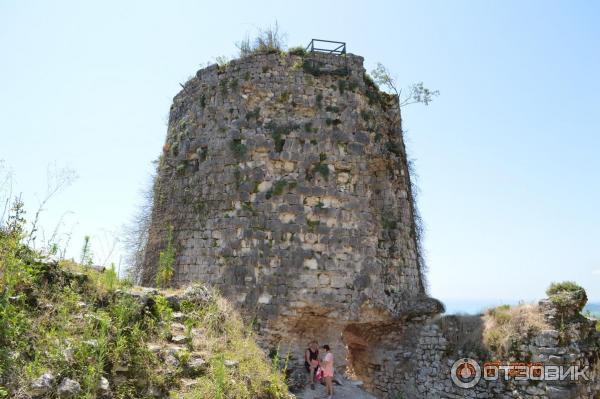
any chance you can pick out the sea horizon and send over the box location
[439,298,600,315]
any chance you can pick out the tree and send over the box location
[25,164,77,249]
[371,62,440,107]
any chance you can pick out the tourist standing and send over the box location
[321,344,334,398]
[305,340,320,389]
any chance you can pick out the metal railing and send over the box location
[304,39,348,75]
[305,39,347,56]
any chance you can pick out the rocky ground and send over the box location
[295,377,376,399]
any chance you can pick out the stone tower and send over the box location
[141,50,442,394]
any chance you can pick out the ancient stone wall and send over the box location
[380,295,600,398]
[141,50,442,383]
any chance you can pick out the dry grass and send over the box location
[179,294,291,399]
[482,303,550,355]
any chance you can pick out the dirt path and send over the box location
[295,378,376,399]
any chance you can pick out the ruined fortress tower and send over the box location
[140,48,600,398]
[140,47,442,393]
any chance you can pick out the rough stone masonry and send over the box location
[141,48,441,386]
[140,50,600,398]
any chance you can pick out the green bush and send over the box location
[155,225,176,288]
[266,179,289,199]
[245,107,261,121]
[288,46,307,57]
[265,121,298,152]
[230,139,248,159]
[546,281,584,296]
[307,163,329,181]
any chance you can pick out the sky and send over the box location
[1,0,599,311]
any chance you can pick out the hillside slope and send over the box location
[0,227,291,399]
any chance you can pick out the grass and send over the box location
[0,206,291,399]
[482,303,549,356]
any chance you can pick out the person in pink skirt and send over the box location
[321,344,334,398]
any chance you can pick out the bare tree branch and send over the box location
[26,164,77,248]
[371,63,440,108]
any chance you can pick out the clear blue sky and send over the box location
[1,1,598,309]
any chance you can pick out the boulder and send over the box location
[29,372,55,397]
[57,378,81,398]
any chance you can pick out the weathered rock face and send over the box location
[141,51,442,383]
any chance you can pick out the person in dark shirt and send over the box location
[304,340,320,389]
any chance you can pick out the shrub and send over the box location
[307,219,320,232]
[546,281,587,310]
[381,215,397,230]
[265,180,289,200]
[265,122,298,152]
[230,139,247,159]
[219,79,228,96]
[288,46,307,57]
[229,78,239,92]
[337,80,347,94]
[237,22,286,57]
[360,109,374,121]
[155,225,176,288]
[307,163,329,181]
[278,92,290,103]
[315,93,323,109]
[245,107,261,121]
[546,281,584,296]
